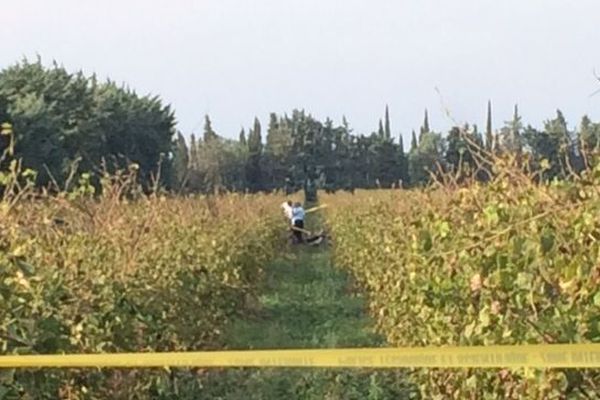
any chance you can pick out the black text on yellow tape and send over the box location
[1,344,600,369]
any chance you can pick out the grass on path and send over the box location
[194,246,418,400]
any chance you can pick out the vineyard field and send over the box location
[323,170,600,399]
[0,188,282,397]
[2,3,599,397]
[4,164,600,399]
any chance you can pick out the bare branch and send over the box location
[590,68,600,97]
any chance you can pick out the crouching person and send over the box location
[291,202,306,244]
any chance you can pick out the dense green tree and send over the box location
[396,136,408,187]
[265,113,293,190]
[216,138,247,191]
[246,117,263,191]
[409,128,445,186]
[181,117,250,193]
[372,136,397,188]
[446,126,467,172]
[445,125,481,181]
[94,82,175,185]
[411,130,418,151]
[499,104,523,155]
[579,115,600,154]
[335,117,354,191]
[522,110,573,180]
[170,132,189,191]
[0,58,175,189]
[185,133,203,191]
[199,138,223,193]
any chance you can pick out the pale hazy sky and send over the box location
[2,0,600,142]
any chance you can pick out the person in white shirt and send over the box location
[281,200,324,245]
[281,201,293,220]
[290,202,305,243]
[282,200,301,243]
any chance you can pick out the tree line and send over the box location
[0,59,175,190]
[2,59,600,196]
[175,103,600,197]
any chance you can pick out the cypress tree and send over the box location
[420,109,430,139]
[486,100,493,151]
[203,114,217,142]
[580,115,594,151]
[411,130,418,151]
[511,104,522,147]
[245,117,263,191]
[342,116,351,133]
[170,132,189,190]
[266,112,286,159]
[189,133,198,169]
[186,133,204,191]
[384,105,391,139]
[250,117,262,148]
[398,134,408,185]
[399,134,404,154]
[265,112,284,190]
[239,128,246,146]
[378,119,385,138]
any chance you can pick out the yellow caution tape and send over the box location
[305,204,328,214]
[1,344,600,369]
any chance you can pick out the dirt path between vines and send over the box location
[198,246,417,399]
